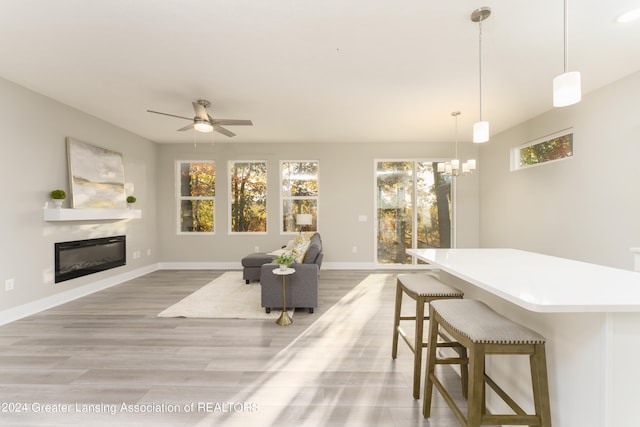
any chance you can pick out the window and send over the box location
[512,129,573,171]
[376,160,450,265]
[229,161,267,233]
[281,161,319,233]
[177,161,215,233]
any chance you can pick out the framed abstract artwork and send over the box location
[66,137,127,209]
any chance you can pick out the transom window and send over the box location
[512,129,573,171]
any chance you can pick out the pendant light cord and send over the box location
[453,112,460,158]
[478,19,483,121]
[563,0,569,73]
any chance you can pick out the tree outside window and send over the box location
[281,161,319,233]
[512,130,573,171]
[230,161,267,233]
[177,161,215,233]
[376,161,450,264]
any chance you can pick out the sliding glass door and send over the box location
[376,160,451,265]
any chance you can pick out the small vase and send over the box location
[279,264,288,271]
[52,199,63,208]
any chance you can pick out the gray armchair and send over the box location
[260,233,323,314]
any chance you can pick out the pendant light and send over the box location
[437,111,476,176]
[471,7,491,143]
[553,0,581,107]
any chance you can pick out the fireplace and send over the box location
[55,236,126,283]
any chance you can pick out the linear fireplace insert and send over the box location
[55,235,126,283]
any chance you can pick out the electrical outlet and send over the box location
[254,246,260,253]
[5,279,14,291]
[352,246,358,253]
[147,249,151,256]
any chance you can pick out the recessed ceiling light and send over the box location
[617,8,640,23]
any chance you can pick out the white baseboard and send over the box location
[0,264,160,326]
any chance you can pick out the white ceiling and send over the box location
[1,0,639,144]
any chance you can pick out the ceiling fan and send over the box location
[147,99,252,137]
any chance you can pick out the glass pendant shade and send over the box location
[473,121,489,143]
[553,71,581,107]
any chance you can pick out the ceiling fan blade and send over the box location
[192,102,209,120]
[212,118,253,126]
[147,110,192,121]
[177,123,195,131]
[213,125,236,137]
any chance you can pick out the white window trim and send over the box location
[280,160,320,235]
[373,158,451,267]
[511,128,574,172]
[176,160,216,235]
[228,160,268,235]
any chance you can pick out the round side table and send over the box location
[272,267,295,326]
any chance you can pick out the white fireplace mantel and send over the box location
[43,208,142,221]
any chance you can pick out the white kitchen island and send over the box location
[406,248,640,427]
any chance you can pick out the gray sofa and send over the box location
[242,252,275,284]
[260,233,323,314]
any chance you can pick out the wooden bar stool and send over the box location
[392,273,464,399]
[423,299,552,427]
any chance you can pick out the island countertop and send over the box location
[406,248,640,313]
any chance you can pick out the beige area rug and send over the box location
[157,271,293,319]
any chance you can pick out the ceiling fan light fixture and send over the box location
[147,99,251,137]
[473,121,489,143]
[553,71,581,107]
[194,120,213,133]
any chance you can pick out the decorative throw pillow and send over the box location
[292,233,313,263]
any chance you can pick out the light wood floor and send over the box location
[0,269,484,427]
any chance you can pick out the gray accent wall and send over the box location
[479,71,640,270]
